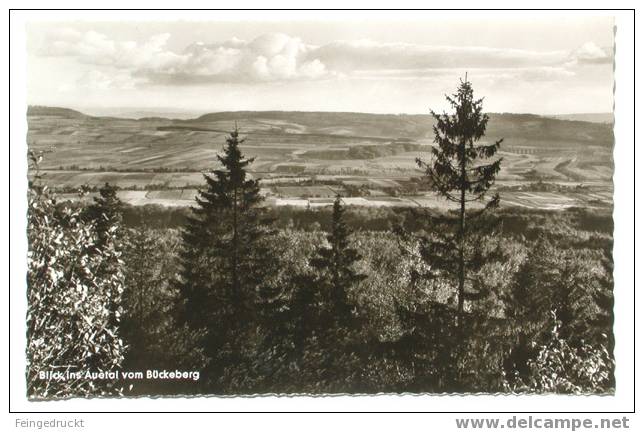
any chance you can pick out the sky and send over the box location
[25,15,615,116]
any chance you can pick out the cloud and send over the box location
[40,30,333,85]
[312,40,568,71]
[159,33,332,83]
[38,29,609,87]
[569,42,613,65]
[43,28,187,73]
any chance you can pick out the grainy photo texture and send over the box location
[25,15,615,398]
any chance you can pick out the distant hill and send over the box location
[186,110,614,147]
[549,113,614,124]
[97,110,200,120]
[27,106,89,119]
[26,106,614,187]
[27,106,614,148]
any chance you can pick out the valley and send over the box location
[27,106,614,210]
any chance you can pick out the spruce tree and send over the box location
[175,127,273,392]
[306,196,366,390]
[311,196,366,326]
[416,77,503,326]
[85,182,123,247]
[504,240,612,366]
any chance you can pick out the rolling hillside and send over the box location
[180,110,614,148]
[26,106,614,209]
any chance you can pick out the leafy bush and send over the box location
[505,311,614,394]
[26,153,126,398]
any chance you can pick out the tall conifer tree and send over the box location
[306,196,366,391]
[416,77,503,326]
[310,196,366,326]
[176,127,273,392]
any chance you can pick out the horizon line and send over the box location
[27,104,615,121]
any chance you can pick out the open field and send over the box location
[58,183,612,211]
[28,107,614,210]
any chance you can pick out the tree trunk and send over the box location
[457,139,466,328]
[232,185,239,303]
[453,138,467,391]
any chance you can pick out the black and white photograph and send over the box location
[8,8,637,419]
